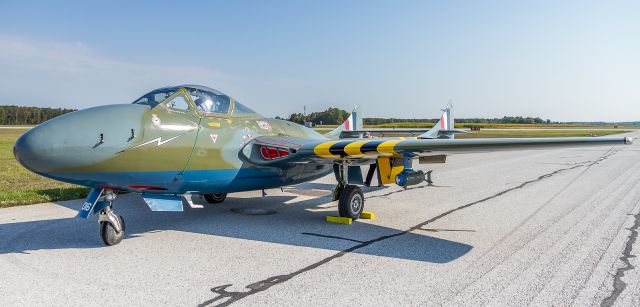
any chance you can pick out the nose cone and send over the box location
[13,104,149,176]
[13,127,50,173]
[14,110,98,174]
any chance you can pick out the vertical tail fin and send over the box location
[420,101,460,139]
[326,106,363,139]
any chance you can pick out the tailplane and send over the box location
[325,102,465,139]
[419,101,466,139]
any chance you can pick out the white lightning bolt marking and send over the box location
[128,131,193,150]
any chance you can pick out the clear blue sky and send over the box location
[0,0,638,121]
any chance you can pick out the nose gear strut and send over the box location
[90,189,125,246]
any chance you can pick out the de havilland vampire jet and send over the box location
[13,85,633,245]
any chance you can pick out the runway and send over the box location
[1,131,639,306]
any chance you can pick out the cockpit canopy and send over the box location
[132,84,257,117]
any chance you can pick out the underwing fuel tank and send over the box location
[13,104,148,177]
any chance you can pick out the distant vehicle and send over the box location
[13,85,633,245]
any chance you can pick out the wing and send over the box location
[240,135,633,165]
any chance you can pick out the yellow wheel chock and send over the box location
[326,211,374,224]
[359,211,375,219]
[326,216,352,224]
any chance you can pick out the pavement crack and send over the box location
[300,232,364,243]
[368,184,428,199]
[448,148,619,300]
[538,160,593,166]
[198,149,618,307]
[600,207,640,307]
[419,228,476,233]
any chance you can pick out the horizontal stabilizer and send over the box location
[431,129,467,139]
[340,129,430,139]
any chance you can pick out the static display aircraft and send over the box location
[13,85,633,245]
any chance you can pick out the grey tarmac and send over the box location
[1,131,639,306]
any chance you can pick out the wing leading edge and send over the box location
[304,136,633,159]
[242,135,632,164]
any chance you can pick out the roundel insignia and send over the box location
[151,114,161,126]
[256,120,271,130]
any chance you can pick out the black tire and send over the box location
[204,193,227,203]
[100,214,125,246]
[338,185,364,219]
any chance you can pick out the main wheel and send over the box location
[204,193,227,203]
[338,185,364,219]
[100,214,125,246]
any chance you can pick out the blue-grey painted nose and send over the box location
[13,104,149,176]
[14,109,96,174]
[13,126,49,174]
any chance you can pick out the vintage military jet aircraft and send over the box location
[13,84,633,245]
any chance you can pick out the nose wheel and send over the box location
[98,205,125,246]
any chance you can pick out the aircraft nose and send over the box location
[13,104,149,175]
[13,131,32,164]
[14,127,39,172]
[13,122,63,174]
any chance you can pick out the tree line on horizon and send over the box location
[277,108,351,125]
[281,107,556,125]
[0,105,77,125]
[1,105,636,126]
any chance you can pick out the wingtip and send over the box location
[625,137,633,145]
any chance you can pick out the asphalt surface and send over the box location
[1,131,639,306]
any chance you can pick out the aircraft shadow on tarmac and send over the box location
[0,183,472,263]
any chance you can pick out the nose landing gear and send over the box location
[98,206,125,246]
[85,189,125,246]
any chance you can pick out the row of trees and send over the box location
[281,108,553,126]
[3,105,590,126]
[456,116,551,124]
[366,116,550,125]
[365,118,436,125]
[279,108,351,125]
[0,106,77,125]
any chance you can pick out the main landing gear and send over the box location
[97,190,125,246]
[333,162,365,219]
[203,193,227,204]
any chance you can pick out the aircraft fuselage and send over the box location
[14,86,333,194]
